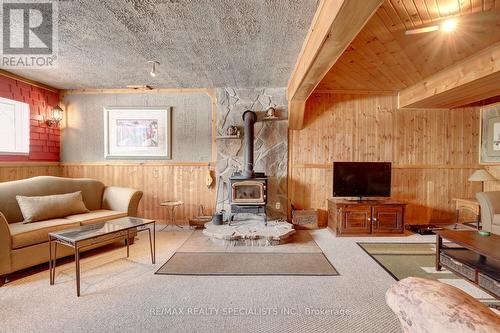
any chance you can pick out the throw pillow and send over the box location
[16,191,89,223]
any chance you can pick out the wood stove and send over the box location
[231,179,267,204]
[229,110,268,224]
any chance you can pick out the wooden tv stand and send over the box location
[328,198,406,236]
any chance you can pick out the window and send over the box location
[0,97,29,154]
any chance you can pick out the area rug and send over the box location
[358,242,497,302]
[156,252,338,276]
[156,230,338,276]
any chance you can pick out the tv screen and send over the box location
[333,162,391,197]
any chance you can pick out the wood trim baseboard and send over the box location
[312,89,397,95]
[60,161,214,167]
[0,161,60,167]
[291,163,482,169]
[0,161,215,168]
[60,88,215,98]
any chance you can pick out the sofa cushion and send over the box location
[9,219,80,249]
[16,191,89,223]
[64,209,127,225]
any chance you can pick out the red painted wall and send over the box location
[0,75,60,161]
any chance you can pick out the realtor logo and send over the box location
[0,0,58,68]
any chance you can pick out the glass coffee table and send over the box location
[48,217,156,297]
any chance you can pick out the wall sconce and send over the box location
[46,106,64,127]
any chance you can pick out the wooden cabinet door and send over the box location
[339,205,371,234]
[327,200,337,231]
[372,205,404,233]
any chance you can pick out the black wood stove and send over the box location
[229,110,268,224]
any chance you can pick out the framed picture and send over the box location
[104,107,171,159]
[480,102,500,164]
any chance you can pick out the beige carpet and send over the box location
[0,227,438,333]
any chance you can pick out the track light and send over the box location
[148,61,159,77]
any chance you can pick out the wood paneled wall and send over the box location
[0,163,61,181]
[0,162,215,224]
[288,92,484,226]
[61,163,215,223]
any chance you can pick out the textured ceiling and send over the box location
[7,0,318,89]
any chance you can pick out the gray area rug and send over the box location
[156,252,339,276]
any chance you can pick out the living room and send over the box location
[0,1,499,332]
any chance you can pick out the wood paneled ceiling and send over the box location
[316,0,500,91]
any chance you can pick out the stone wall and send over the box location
[216,88,288,219]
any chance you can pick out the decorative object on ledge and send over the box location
[468,169,497,192]
[104,106,172,159]
[264,106,277,119]
[261,106,286,121]
[46,106,64,127]
[216,126,241,139]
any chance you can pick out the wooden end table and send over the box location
[452,198,480,230]
[49,217,155,297]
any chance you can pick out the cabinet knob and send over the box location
[373,218,377,222]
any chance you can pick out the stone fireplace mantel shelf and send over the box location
[203,219,295,246]
[216,134,241,140]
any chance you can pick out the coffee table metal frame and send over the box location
[48,218,155,297]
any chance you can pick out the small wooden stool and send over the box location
[160,201,183,227]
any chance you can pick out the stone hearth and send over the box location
[203,218,295,246]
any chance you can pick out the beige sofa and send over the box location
[0,176,143,286]
[476,191,500,235]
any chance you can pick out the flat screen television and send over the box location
[333,162,391,198]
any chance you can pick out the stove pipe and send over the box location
[242,110,257,178]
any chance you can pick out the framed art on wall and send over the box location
[104,107,172,159]
[480,102,500,164]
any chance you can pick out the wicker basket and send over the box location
[478,273,500,298]
[440,252,476,281]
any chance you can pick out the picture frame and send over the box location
[104,107,172,159]
[479,102,500,164]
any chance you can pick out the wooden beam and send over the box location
[398,42,500,109]
[286,0,384,130]
[60,87,212,98]
[0,69,59,93]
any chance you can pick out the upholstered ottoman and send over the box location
[386,277,500,333]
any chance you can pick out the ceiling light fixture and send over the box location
[404,25,439,35]
[441,18,458,33]
[404,17,458,35]
[148,61,159,77]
